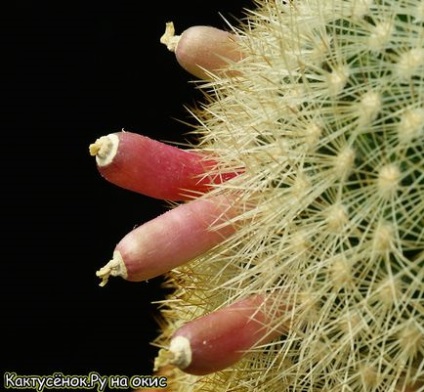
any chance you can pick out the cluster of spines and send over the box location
[154,0,423,390]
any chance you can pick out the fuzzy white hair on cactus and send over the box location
[91,0,424,391]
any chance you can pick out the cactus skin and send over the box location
[152,0,424,391]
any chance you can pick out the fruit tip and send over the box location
[169,335,192,370]
[89,133,119,167]
[160,21,180,52]
[95,251,127,287]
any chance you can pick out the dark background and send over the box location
[2,1,251,390]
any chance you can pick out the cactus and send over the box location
[95,0,424,391]
[151,0,424,390]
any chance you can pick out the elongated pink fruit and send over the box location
[96,195,237,286]
[89,131,238,201]
[160,22,243,79]
[168,295,286,375]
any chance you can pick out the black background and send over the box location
[2,1,251,390]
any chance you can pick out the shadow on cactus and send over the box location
[90,0,424,391]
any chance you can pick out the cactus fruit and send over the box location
[93,0,424,391]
